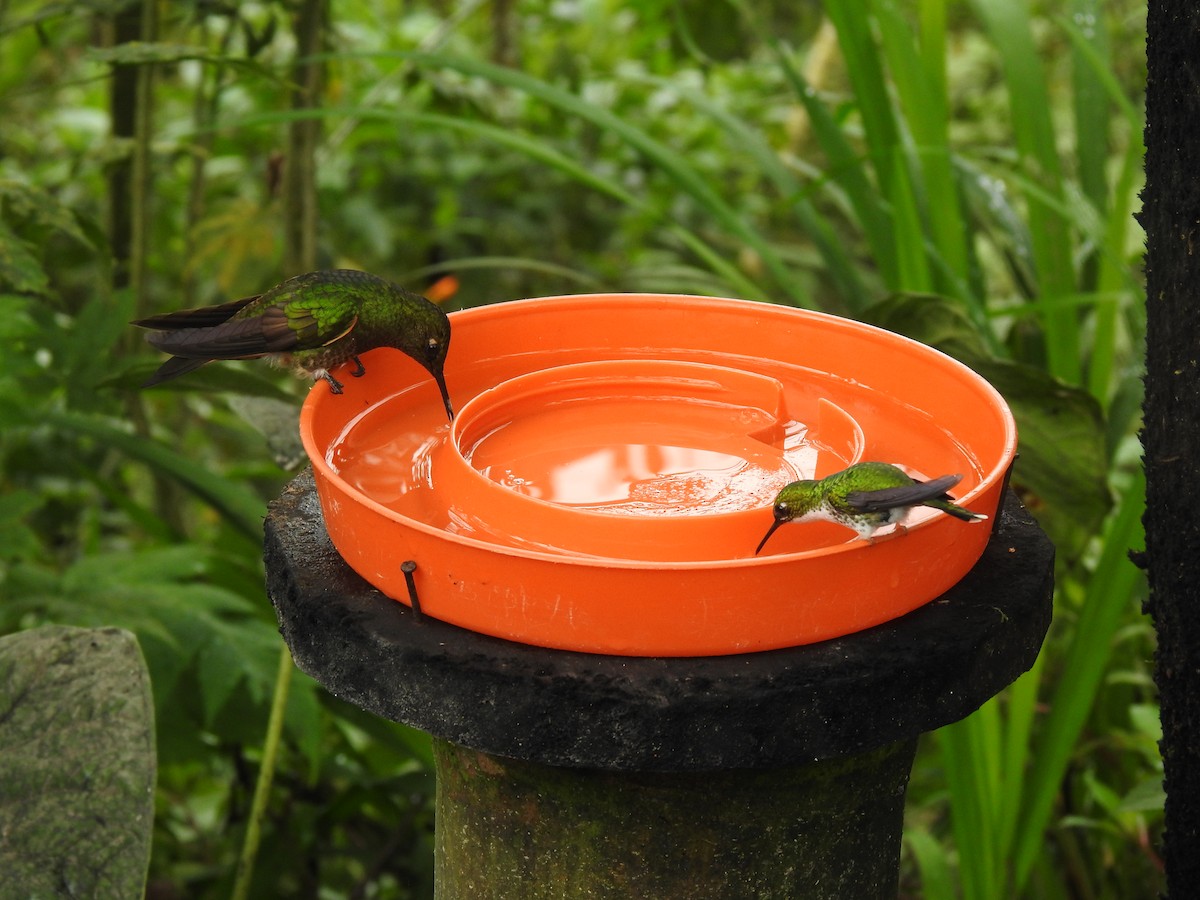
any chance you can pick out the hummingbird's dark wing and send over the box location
[136,291,360,388]
[845,474,963,512]
[138,296,359,361]
[132,296,258,330]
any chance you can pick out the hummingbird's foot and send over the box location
[319,370,345,394]
[349,355,366,378]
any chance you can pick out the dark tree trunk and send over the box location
[1142,3,1200,894]
[105,4,141,293]
[284,0,325,275]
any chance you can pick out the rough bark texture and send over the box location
[283,0,325,275]
[104,3,140,293]
[1142,3,1200,893]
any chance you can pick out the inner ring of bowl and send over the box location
[439,359,867,560]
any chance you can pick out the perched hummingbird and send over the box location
[755,461,987,554]
[134,269,454,420]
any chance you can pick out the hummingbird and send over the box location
[133,269,454,420]
[755,461,987,554]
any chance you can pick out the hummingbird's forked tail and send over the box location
[141,355,209,388]
[927,499,988,523]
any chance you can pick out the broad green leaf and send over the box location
[114,358,300,400]
[862,292,1111,550]
[58,288,137,406]
[228,395,307,471]
[0,293,39,341]
[61,545,214,589]
[972,357,1111,547]
[38,410,265,543]
[197,632,253,726]
[0,489,41,562]
[0,179,98,254]
[1066,0,1112,232]
[0,219,48,295]
[823,0,900,197]
[864,292,990,360]
[1128,703,1163,745]
[1116,778,1165,815]
[887,148,934,292]
[325,695,437,772]
[27,547,286,749]
[956,157,1038,301]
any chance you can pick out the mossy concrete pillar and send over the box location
[433,738,916,898]
[265,472,1053,899]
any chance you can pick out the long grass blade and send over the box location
[1013,468,1147,888]
[822,0,900,200]
[733,2,899,287]
[997,651,1047,868]
[905,826,957,900]
[872,0,972,302]
[1058,9,1145,406]
[937,716,997,899]
[970,0,1080,384]
[1067,0,1111,243]
[888,147,933,292]
[630,72,868,311]
[233,105,770,302]
[391,50,808,307]
[231,644,294,900]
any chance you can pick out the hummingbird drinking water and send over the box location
[755,461,987,554]
[134,269,454,420]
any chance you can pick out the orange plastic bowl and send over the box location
[300,294,1017,656]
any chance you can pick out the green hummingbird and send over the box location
[134,269,454,420]
[755,461,987,554]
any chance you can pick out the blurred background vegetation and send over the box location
[0,0,1151,896]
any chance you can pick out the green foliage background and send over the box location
[0,0,1152,896]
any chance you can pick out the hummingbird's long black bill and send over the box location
[434,370,455,422]
[755,519,784,555]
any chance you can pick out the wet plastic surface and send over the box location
[300,294,1017,656]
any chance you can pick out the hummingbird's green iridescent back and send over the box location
[756,461,986,553]
[135,269,454,419]
[818,461,922,524]
[233,270,445,366]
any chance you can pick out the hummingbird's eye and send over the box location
[774,501,790,518]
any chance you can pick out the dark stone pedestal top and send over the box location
[265,471,1053,772]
